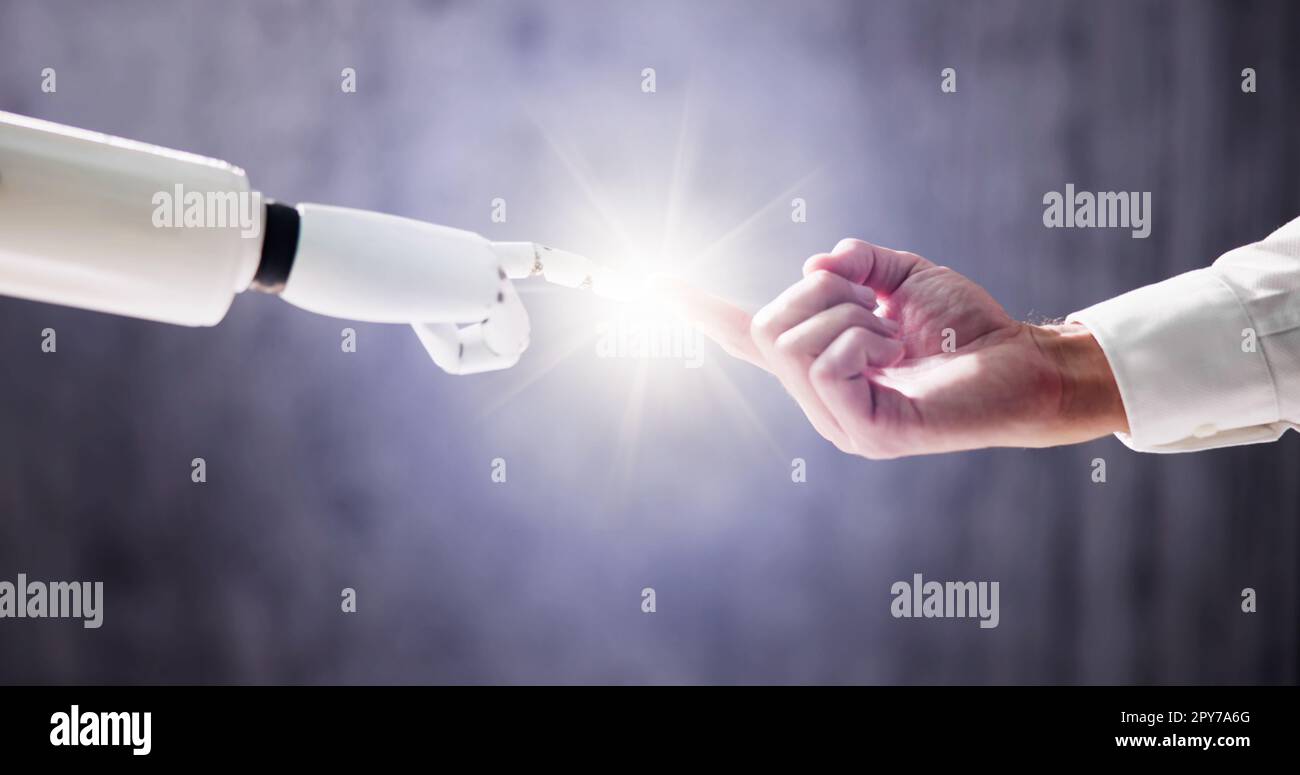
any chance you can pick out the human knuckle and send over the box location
[773,331,800,357]
[805,269,841,294]
[845,326,873,346]
[808,355,836,382]
[750,307,780,342]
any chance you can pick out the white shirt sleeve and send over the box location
[1067,215,1300,453]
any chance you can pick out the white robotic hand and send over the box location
[411,242,631,375]
[270,204,628,375]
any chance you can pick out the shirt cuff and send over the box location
[1067,268,1279,452]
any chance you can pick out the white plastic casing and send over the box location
[282,204,501,324]
[0,111,261,326]
[283,204,531,375]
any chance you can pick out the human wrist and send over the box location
[1032,322,1130,441]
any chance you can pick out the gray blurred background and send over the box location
[0,0,1296,684]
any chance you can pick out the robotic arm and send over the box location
[0,110,624,374]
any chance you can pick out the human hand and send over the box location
[667,239,1128,458]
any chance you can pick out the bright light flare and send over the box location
[476,88,819,485]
